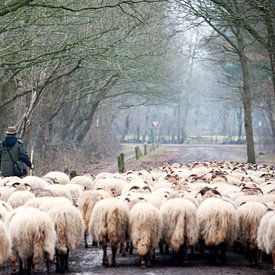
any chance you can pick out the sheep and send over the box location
[77,189,111,248]
[43,184,73,203]
[89,197,129,267]
[197,197,238,265]
[7,190,35,208]
[264,213,275,270]
[38,197,73,212]
[21,176,48,190]
[257,210,274,254]
[43,171,70,185]
[160,197,198,265]
[8,207,56,274]
[94,177,128,197]
[0,220,11,265]
[128,200,162,268]
[0,186,15,202]
[47,204,84,273]
[70,175,94,190]
[64,183,83,206]
[237,201,268,267]
[0,176,22,187]
[0,200,12,223]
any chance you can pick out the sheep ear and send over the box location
[11,182,21,187]
[129,186,140,191]
[195,191,202,198]
[24,183,32,191]
[143,186,152,192]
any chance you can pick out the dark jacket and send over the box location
[0,135,32,177]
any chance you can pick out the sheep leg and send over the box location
[65,249,69,270]
[272,251,275,270]
[59,253,66,274]
[164,244,170,255]
[125,241,130,253]
[255,248,262,268]
[111,245,118,267]
[220,242,227,265]
[55,250,61,273]
[158,240,165,255]
[140,255,146,268]
[151,248,156,263]
[92,240,98,247]
[119,242,126,257]
[248,248,256,267]
[102,244,109,266]
[45,253,50,274]
[146,253,152,267]
[19,258,24,274]
[84,232,89,248]
[27,257,32,275]
[10,255,17,275]
[129,242,133,255]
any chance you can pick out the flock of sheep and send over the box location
[0,160,274,274]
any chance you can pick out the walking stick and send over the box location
[30,147,34,176]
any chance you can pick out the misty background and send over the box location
[0,0,274,173]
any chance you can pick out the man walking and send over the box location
[0,126,33,177]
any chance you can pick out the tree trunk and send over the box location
[237,29,256,163]
[76,101,100,144]
[120,111,130,142]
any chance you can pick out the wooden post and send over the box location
[117,153,125,173]
[135,146,142,160]
[144,143,147,156]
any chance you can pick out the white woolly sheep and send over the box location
[257,210,274,253]
[21,176,48,190]
[77,189,111,248]
[197,197,238,265]
[38,197,73,212]
[7,190,35,208]
[47,204,84,273]
[89,197,129,267]
[160,197,198,265]
[43,171,70,185]
[237,201,268,267]
[43,184,73,203]
[0,200,12,223]
[128,200,162,268]
[0,220,11,265]
[0,186,15,202]
[70,175,94,190]
[8,207,56,274]
[94,177,128,197]
[64,183,83,206]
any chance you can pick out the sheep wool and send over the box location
[160,198,198,252]
[8,207,56,270]
[47,204,84,254]
[7,190,35,208]
[257,211,274,253]
[0,220,11,265]
[89,198,129,245]
[237,201,268,249]
[129,201,162,257]
[197,197,238,246]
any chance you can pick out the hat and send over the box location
[6,126,17,135]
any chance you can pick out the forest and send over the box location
[0,0,274,173]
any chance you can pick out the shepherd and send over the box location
[0,126,34,177]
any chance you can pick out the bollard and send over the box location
[144,143,148,156]
[117,153,125,173]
